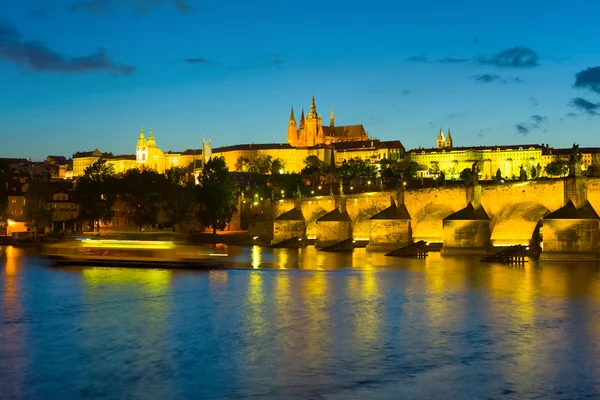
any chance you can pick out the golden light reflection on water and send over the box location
[82,268,172,294]
[251,245,262,268]
[347,268,381,345]
[1,246,25,399]
[301,271,331,358]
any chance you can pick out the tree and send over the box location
[24,178,52,238]
[403,161,419,179]
[338,158,376,180]
[76,160,118,233]
[531,165,537,179]
[544,160,569,177]
[235,152,273,174]
[271,158,285,175]
[495,168,503,182]
[302,155,327,175]
[121,167,168,230]
[459,168,471,181]
[196,157,238,234]
[429,161,440,177]
[164,167,196,231]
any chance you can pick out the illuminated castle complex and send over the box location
[72,96,403,177]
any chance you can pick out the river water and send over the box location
[2,245,600,399]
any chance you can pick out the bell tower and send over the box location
[437,127,445,149]
[445,128,453,148]
[136,125,148,164]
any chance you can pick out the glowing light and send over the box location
[253,236,259,240]
[279,168,284,174]
[280,190,284,194]
[80,239,175,250]
[350,186,353,190]
[403,182,407,186]
[7,219,15,226]
[318,186,322,190]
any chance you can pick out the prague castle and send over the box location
[67,96,598,180]
[71,96,403,177]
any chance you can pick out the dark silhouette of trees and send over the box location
[24,178,52,238]
[196,157,238,234]
[76,160,118,233]
[459,168,471,181]
[544,160,569,177]
[301,155,328,175]
[121,167,168,230]
[164,167,196,231]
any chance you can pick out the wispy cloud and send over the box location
[515,114,548,135]
[184,57,215,64]
[406,46,540,68]
[0,21,135,75]
[472,74,506,84]
[71,0,193,15]
[529,97,539,106]
[71,0,113,14]
[574,67,600,94]
[477,128,489,137]
[569,97,600,115]
[401,90,411,96]
[478,47,538,68]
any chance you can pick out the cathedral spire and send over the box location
[309,95,317,118]
[330,108,334,128]
[437,127,445,149]
[445,128,453,148]
[290,106,295,122]
[300,107,305,129]
[139,124,145,139]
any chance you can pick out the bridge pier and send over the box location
[541,200,600,260]
[367,197,412,251]
[315,198,352,248]
[272,205,306,245]
[442,203,490,255]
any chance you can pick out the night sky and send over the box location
[1,0,599,160]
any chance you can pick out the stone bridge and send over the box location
[250,177,600,259]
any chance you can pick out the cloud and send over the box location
[529,97,539,106]
[439,57,471,64]
[478,47,538,68]
[0,22,135,75]
[477,128,489,137]
[401,90,411,96]
[515,114,548,135]
[515,123,530,135]
[71,0,193,15]
[185,57,214,64]
[574,67,600,94]
[569,97,600,115]
[530,114,547,124]
[405,55,429,63]
[472,74,506,84]
[406,46,539,68]
[71,0,113,14]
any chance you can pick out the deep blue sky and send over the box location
[1,0,600,160]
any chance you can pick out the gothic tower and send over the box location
[304,95,323,147]
[437,128,445,149]
[330,108,335,128]
[445,128,453,148]
[136,125,148,163]
[287,106,297,146]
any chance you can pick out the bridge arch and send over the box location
[490,201,550,246]
[412,202,455,243]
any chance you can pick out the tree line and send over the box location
[15,157,239,235]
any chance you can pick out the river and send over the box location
[2,245,600,399]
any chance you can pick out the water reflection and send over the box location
[0,246,25,399]
[3,247,600,398]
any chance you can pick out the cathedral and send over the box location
[287,96,370,147]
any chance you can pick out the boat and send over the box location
[43,238,228,269]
